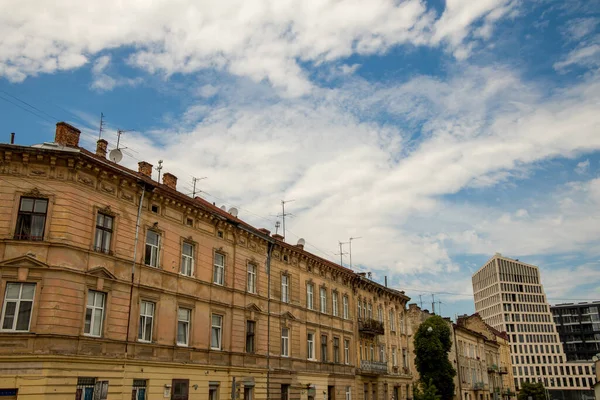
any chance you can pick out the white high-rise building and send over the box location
[472,254,596,400]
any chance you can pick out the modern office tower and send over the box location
[472,254,595,400]
[551,302,600,361]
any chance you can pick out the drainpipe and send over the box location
[266,241,274,399]
[453,327,463,400]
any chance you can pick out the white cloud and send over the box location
[554,43,600,72]
[575,159,589,174]
[1,0,518,95]
[90,55,142,91]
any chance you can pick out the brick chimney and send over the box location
[258,228,271,236]
[138,161,153,177]
[96,139,108,158]
[163,172,177,190]
[55,122,81,147]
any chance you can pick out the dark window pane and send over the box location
[33,199,48,213]
[16,300,32,330]
[20,198,34,212]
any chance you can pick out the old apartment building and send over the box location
[0,122,413,400]
[472,254,596,400]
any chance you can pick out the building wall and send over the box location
[551,302,600,362]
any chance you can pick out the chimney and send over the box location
[55,122,81,147]
[163,172,177,190]
[96,139,108,158]
[385,276,388,287]
[258,228,271,236]
[272,234,284,241]
[138,161,153,177]
[10,133,15,144]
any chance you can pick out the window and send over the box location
[246,320,256,353]
[14,197,48,240]
[181,242,194,276]
[346,386,352,400]
[132,379,147,400]
[358,301,362,319]
[320,287,327,313]
[342,339,351,366]
[332,292,339,317]
[370,344,374,361]
[321,334,328,362]
[244,387,253,400]
[392,347,397,366]
[208,383,218,400]
[94,213,113,253]
[138,301,154,342]
[144,230,160,267]
[76,377,108,400]
[380,345,385,362]
[247,264,257,294]
[403,349,408,368]
[368,303,372,319]
[343,296,349,319]
[186,217,193,226]
[1,282,35,331]
[177,308,191,346]
[307,283,314,310]
[281,384,290,400]
[151,204,159,214]
[213,253,225,285]
[172,379,189,400]
[211,314,222,350]
[281,275,289,303]
[389,309,395,331]
[281,327,289,357]
[378,306,383,323]
[84,291,105,337]
[334,337,340,363]
[307,332,315,360]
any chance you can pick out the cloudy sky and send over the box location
[1,0,599,318]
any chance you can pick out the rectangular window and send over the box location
[307,332,315,360]
[213,253,225,285]
[343,296,349,319]
[208,384,218,400]
[368,303,372,319]
[346,386,352,400]
[244,387,253,400]
[181,242,194,276]
[177,308,191,346]
[380,345,385,362]
[320,287,327,313]
[307,283,314,310]
[334,337,340,363]
[172,379,189,400]
[281,275,289,302]
[358,302,362,319]
[281,384,290,400]
[378,306,383,323]
[332,292,339,317]
[84,290,105,337]
[321,334,328,362]
[247,264,257,294]
[392,347,397,366]
[211,314,222,350]
[1,282,35,331]
[14,197,48,241]
[344,339,350,364]
[144,230,160,267]
[138,301,154,342]
[403,348,408,367]
[281,327,289,357]
[389,310,395,331]
[76,378,108,400]
[246,320,256,353]
[132,379,147,400]
[94,213,113,253]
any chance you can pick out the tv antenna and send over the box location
[336,241,348,267]
[274,221,281,235]
[155,160,163,182]
[192,176,207,197]
[348,236,362,269]
[279,199,295,241]
[431,294,436,315]
[419,294,423,309]
[437,299,443,316]
[98,112,105,139]
[116,129,134,150]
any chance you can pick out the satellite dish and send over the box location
[297,238,306,246]
[108,149,123,163]
[228,207,238,217]
[220,205,227,211]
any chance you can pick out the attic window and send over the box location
[186,218,193,227]
[307,265,312,273]
[283,255,289,263]
[217,230,224,239]
[151,204,159,214]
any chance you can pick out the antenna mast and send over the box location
[98,112,105,139]
[280,199,295,241]
[274,221,281,235]
[192,176,207,197]
[437,299,443,316]
[419,294,423,309]
[348,236,362,269]
[431,294,436,314]
[155,160,163,182]
[336,241,348,267]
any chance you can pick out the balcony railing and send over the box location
[498,366,508,374]
[473,382,485,390]
[487,364,498,373]
[358,318,385,335]
[360,360,388,375]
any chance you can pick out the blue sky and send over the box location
[1,0,599,319]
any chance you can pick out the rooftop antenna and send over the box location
[98,112,105,139]
[336,241,348,267]
[155,160,163,182]
[419,294,423,309]
[437,299,443,316]
[116,129,134,150]
[279,199,295,241]
[431,294,436,315]
[274,221,281,235]
[348,236,362,269]
[192,176,207,197]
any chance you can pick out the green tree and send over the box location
[517,382,546,400]
[414,315,456,400]
[414,379,442,400]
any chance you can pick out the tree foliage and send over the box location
[414,379,442,400]
[517,382,546,400]
[414,315,456,400]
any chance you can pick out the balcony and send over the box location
[358,318,385,336]
[498,366,508,374]
[359,360,388,375]
[487,364,499,373]
[473,382,485,391]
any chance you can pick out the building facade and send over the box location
[551,302,600,362]
[472,254,596,400]
[0,122,413,399]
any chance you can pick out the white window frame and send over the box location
[177,307,191,346]
[380,345,385,362]
[392,347,397,366]
[281,327,289,357]
[320,287,327,313]
[358,301,362,319]
[403,348,408,368]
[138,300,154,342]
[344,339,350,365]
[281,275,289,303]
[144,230,160,267]
[84,290,105,337]
[1,282,35,332]
[332,291,339,317]
[378,306,383,323]
[211,314,223,350]
[306,283,314,310]
[181,242,194,276]
[94,213,113,254]
[389,309,395,332]
[346,386,352,400]
[343,296,349,319]
[307,332,315,360]
[213,253,225,285]
[247,263,257,294]
[368,303,372,319]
